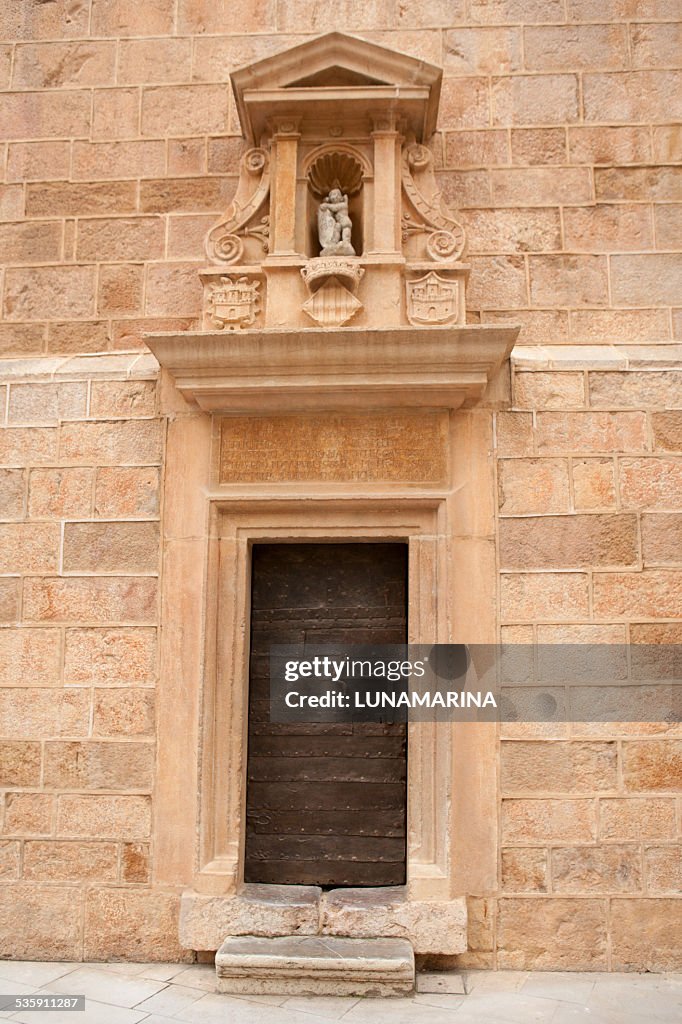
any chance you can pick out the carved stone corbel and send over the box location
[205,147,271,264]
[401,142,466,262]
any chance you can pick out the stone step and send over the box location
[215,934,415,996]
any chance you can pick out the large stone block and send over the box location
[501,798,597,843]
[0,628,61,687]
[653,411,682,451]
[0,689,90,738]
[641,513,682,566]
[600,798,677,840]
[13,42,116,89]
[620,457,682,509]
[91,88,140,141]
[140,177,233,214]
[84,888,189,962]
[444,130,509,169]
[443,27,521,74]
[644,847,682,894]
[118,38,193,85]
[0,0,89,39]
[551,845,642,893]
[466,255,528,309]
[57,794,151,840]
[3,793,53,836]
[93,689,155,737]
[500,572,589,621]
[499,514,638,569]
[4,266,96,321]
[501,741,617,793]
[320,888,467,955]
[498,898,607,969]
[43,740,154,791]
[23,841,118,881]
[593,570,682,618]
[0,741,41,787]
[510,127,566,165]
[180,885,320,951]
[535,411,647,453]
[0,523,60,574]
[23,576,158,624]
[59,418,162,464]
[48,320,111,354]
[501,847,547,892]
[622,740,682,792]
[611,254,682,307]
[529,254,609,307]
[514,371,584,410]
[572,458,617,510]
[98,264,144,316]
[0,222,61,264]
[0,91,90,140]
[144,263,203,317]
[584,70,682,124]
[568,125,651,165]
[438,76,490,130]
[570,309,670,344]
[63,521,159,573]
[492,73,579,126]
[94,467,160,517]
[498,458,570,514]
[64,627,157,685]
[177,0,277,34]
[564,204,653,252]
[215,935,414,996]
[91,0,175,35]
[492,167,592,205]
[0,468,26,519]
[73,142,165,183]
[0,884,82,960]
[524,23,627,71]
[26,181,136,217]
[142,85,230,136]
[76,216,165,261]
[28,468,94,518]
[8,382,87,426]
[611,898,682,971]
[90,381,156,420]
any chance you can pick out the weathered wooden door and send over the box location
[245,542,408,886]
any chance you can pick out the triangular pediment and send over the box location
[231,32,441,94]
[231,32,442,142]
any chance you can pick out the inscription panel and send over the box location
[219,412,448,484]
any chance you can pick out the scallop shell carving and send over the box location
[308,151,364,198]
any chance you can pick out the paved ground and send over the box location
[0,960,680,1023]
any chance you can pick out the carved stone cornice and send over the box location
[145,324,519,415]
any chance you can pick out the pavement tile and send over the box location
[521,972,596,1004]
[47,967,167,1009]
[134,984,205,1016]
[10,999,147,1024]
[0,964,78,988]
[454,990,559,1023]
[282,994,361,1018]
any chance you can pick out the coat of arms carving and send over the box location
[208,276,261,330]
[406,272,459,326]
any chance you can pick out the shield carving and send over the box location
[406,271,459,326]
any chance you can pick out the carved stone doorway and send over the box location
[244,542,408,887]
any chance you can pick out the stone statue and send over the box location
[318,188,355,256]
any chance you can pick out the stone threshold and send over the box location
[215,935,415,996]
[180,883,467,956]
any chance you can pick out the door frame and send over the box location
[193,498,452,900]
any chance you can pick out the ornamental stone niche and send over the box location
[146,33,519,984]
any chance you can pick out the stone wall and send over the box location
[0,0,680,968]
[477,348,681,972]
[0,354,188,961]
[0,1,680,357]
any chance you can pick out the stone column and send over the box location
[370,115,401,255]
[270,119,301,255]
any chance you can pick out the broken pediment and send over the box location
[231,31,442,144]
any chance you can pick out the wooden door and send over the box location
[245,542,408,886]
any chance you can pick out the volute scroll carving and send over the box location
[401,141,466,262]
[205,147,271,265]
